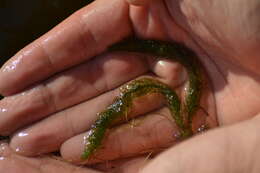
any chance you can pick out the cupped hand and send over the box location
[0,0,260,172]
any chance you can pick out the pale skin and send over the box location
[0,0,260,172]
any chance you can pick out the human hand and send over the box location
[0,0,260,172]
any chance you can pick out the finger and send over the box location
[0,0,131,96]
[9,74,178,156]
[0,142,100,173]
[0,142,150,173]
[9,58,188,156]
[0,52,148,135]
[141,115,260,173]
[60,102,214,165]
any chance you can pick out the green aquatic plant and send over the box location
[82,38,203,160]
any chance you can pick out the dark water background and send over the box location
[0,0,91,66]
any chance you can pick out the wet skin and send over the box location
[1,0,260,172]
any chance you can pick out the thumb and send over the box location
[141,114,260,173]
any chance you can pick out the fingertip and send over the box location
[10,131,33,156]
[60,134,85,164]
[0,74,14,96]
[0,47,54,96]
[9,129,41,157]
[10,128,57,157]
[150,59,187,87]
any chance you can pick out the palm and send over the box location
[130,0,260,125]
[1,0,260,171]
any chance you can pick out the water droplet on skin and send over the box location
[0,108,7,113]
[23,48,33,57]
[85,130,93,139]
[2,55,22,72]
[15,147,21,152]
[0,143,7,151]
[83,130,94,146]
[17,132,28,137]
[157,60,170,68]
[0,143,11,159]
[173,132,181,139]
[20,92,27,96]
[184,86,188,92]
[197,124,208,133]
